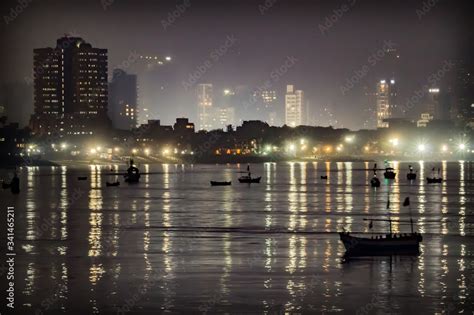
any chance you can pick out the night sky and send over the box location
[0,0,471,129]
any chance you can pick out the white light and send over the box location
[459,143,466,151]
[390,79,395,84]
[165,56,171,61]
[418,144,426,152]
[441,145,448,152]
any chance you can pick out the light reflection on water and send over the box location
[2,161,472,313]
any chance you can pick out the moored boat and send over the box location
[339,231,422,256]
[106,181,120,187]
[77,176,87,180]
[407,165,417,180]
[238,165,261,184]
[384,167,396,179]
[340,197,422,256]
[426,167,442,184]
[124,158,140,183]
[210,181,232,186]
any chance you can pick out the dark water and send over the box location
[1,161,473,314]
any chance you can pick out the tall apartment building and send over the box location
[285,85,303,127]
[376,79,397,128]
[30,36,109,136]
[197,83,213,131]
[109,69,137,130]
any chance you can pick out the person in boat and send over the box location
[10,172,20,194]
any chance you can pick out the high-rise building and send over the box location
[30,36,109,136]
[426,88,441,120]
[285,85,303,127]
[212,107,235,129]
[197,83,213,131]
[376,79,397,128]
[109,69,137,130]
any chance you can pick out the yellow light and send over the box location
[144,148,150,155]
[132,148,138,154]
[114,147,120,152]
[441,145,448,152]
[90,148,97,154]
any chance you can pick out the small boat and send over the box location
[427,167,442,184]
[371,177,380,187]
[77,176,87,180]
[407,165,417,180]
[339,232,422,256]
[320,175,328,180]
[124,158,140,183]
[210,181,232,186]
[340,197,422,256]
[384,167,396,179]
[106,181,120,187]
[238,165,261,184]
[370,164,380,187]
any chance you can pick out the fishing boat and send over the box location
[339,197,422,256]
[124,158,140,183]
[426,167,442,183]
[238,165,261,183]
[210,181,232,186]
[77,176,87,180]
[384,167,396,179]
[106,181,120,187]
[407,165,417,180]
[370,164,380,187]
[320,175,328,180]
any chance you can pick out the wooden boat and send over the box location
[370,164,380,187]
[320,175,328,180]
[340,197,422,256]
[384,167,396,179]
[406,165,417,180]
[426,167,442,184]
[106,181,120,187]
[210,181,231,186]
[238,165,261,183]
[77,176,87,180]
[124,158,140,183]
[339,231,422,256]
[238,176,261,183]
[371,177,380,187]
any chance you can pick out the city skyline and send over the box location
[1,0,472,130]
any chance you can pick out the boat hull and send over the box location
[339,232,421,256]
[238,176,261,183]
[210,181,231,186]
[426,177,442,183]
[384,172,396,179]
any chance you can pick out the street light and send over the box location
[417,144,426,152]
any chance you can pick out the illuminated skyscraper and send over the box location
[376,79,397,128]
[109,69,137,130]
[285,85,303,127]
[30,36,109,136]
[197,83,213,131]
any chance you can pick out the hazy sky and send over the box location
[0,0,471,129]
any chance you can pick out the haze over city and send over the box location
[1,0,472,130]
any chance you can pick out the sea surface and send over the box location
[1,161,473,314]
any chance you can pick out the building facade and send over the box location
[285,85,303,127]
[197,83,213,131]
[30,36,109,136]
[376,79,397,128]
[109,69,137,130]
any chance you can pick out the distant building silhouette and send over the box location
[109,69,137,130]
[30,36,110,136]
[197,83,213,131]
[376,79,397,128]
[285,85,303,127]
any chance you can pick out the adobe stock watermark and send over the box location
[242,55,298,110]
[318,0,357,36]
[401,60,454,114]
[3,0,33,25]
[181,34,238,91]
[161,0,191,30]
[258,0,278,15]
[340,40,397,95]
[416,0,440,20]
[101,0,114,11]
